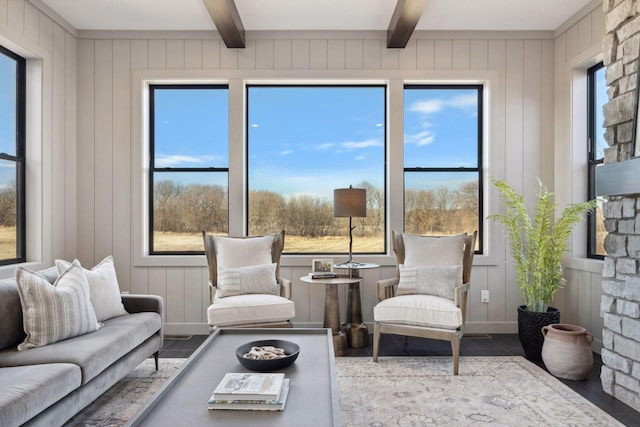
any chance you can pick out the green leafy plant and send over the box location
[489,179,597,312]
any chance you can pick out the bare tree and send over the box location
[249,190,286,235]
[0,182,16,227]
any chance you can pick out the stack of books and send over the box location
[208,372,290,411]
[309,272,338,279]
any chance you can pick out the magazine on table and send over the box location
[211,372,285,401]
[208,379,290,411]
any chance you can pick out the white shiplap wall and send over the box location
[0,0,77,275]
[553,3,606,352]
[75,29,559,335]
[2,0,606,339]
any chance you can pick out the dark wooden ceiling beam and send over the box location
[202,0,245,48]
[387,0,429,48]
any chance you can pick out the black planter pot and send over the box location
[517,305,560,361]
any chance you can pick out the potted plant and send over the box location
[489,179,597,360]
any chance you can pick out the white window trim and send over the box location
[132,69,499,267]
[0,38,50,277]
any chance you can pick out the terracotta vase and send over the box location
[541,323,593,380]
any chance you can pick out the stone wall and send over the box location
[600,0,640,412]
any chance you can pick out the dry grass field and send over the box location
[154,231,384,253]
[0,226,16,260]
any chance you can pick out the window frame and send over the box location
[245,83,388,256]
[0,44,26,266]
[403,84,484,253]
[148,83,229,255]
[586,62,605,260]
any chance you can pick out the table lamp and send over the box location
[334,185,366,266]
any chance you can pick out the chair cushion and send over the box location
[217,263,278,297]
[374,295,462,330]
[213,235,274,268]
[16,261,100,350]
[208,293,295,327]
[402,233,466,267]
[397,264,462,300]
[56,256,128,322]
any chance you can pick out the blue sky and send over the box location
[0,53,17,190]
[154,85,480,201]
[594,66,607,159]
[247,86,385,201]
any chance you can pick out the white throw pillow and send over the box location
[213,235,273,268]
[56,256,128,322]
[216,263,278,298]
[16,261,100,350]
[397,264,463,300]
[402,233,466,267]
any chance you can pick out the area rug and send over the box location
[337,356,624,426]
[65,356,624,427]
[64,358,185,426]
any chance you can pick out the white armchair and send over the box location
[202,230,295,332]
[373,230,476,375]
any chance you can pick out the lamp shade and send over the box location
[334,187,366,217]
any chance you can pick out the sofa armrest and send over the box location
[122,294,164,317]
[376,277,399,302]
[121,294,164,351]
[278,277,292,299]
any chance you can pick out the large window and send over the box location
[403,85,482,251]
[149,85,229,254]
[587,63,606,259]
[0,45,26,265]
[247,85,386,254]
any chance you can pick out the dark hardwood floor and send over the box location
[159,333,639,426]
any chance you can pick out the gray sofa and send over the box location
[0,267,164,427]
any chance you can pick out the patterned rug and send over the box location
[65,356,624,427]
[337,356,623,426]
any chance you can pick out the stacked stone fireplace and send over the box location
[600,0,640,412]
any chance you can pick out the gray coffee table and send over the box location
[127,328,340,426]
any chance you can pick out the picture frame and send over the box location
[312,259,334,273]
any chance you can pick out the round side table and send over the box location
[300,275,363,357]
[333,262,379,349]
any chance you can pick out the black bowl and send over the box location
[235,340,300,372]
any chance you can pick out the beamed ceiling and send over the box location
[38,0,595,48]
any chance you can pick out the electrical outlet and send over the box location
[481,290,490,303]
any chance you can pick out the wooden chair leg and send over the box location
[154,351,159,371]
[373,323,381,362]
[451,336,461,375]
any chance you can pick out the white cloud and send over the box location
[405,130,435,146]
[280,149,293,155]
[449,94,477,109]
[316,143,335,150]
[251,123,259,128]
[155,154,218,167]
[376,123,383,127]
[342,138,382,149]
[410,99,444,114]
[410,93,477,117]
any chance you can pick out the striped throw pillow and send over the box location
[16,260,100,350]
[216,263,278,298]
